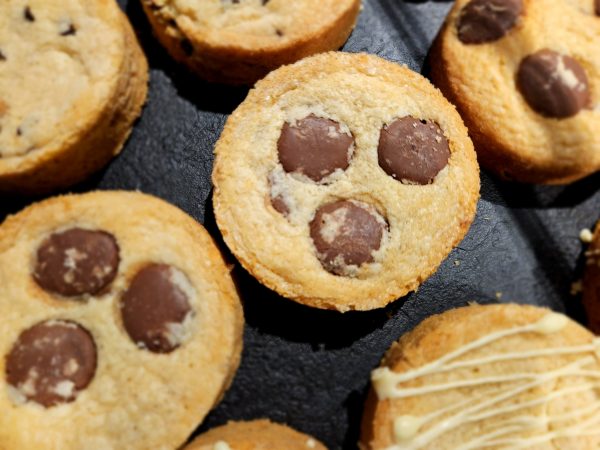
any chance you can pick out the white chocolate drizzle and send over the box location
[371,313,600,449]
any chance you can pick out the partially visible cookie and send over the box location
[430,0,600,184]
[0,191,244,450]
[140,0,361,85]
[185,420,327,450]
[212,52,480,311]
[361,304,600,449]
[0,0,148,194]
[584,222,600,333]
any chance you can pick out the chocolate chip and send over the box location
[310,200,386,276]
[278,115,354,182]
[33,228,120,297]
[517,49,590,118]
[120,264,193,353]
[275,29,284,37]
[271,195,290,215]
[596,0,600,15]
[378,117,450,185]
[24,6,35,22]
[0,50,5,61]
[180,38,193,56]
[60,23,77,36]
[457,0,522,44]
[5,320,97,407]
[16,127,22,136]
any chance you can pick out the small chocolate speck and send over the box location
[0,50,5,61]
[180,39,193,56]
[16,127,22,137]
[276,29,284,37]
[60,23,77,36]
[167,18,177,28]
[24,6,35,22]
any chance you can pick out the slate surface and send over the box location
[2,1,599,448]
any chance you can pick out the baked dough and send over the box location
[0,191,244,450]
[361,303,600,449]
[212,52,480,311]
[430,0,600,184]
[139,0,361,84]
[0,0,148,194]
[184,419,327,450]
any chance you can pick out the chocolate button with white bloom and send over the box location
[33,228,120,297]
[5,320,97,408]
[121,264,193,353]
[457,0,522,44]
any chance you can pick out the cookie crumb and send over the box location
[495,292,503,299]
[454,260,461,267]
[580,228,594,243]
[570,280,583,296]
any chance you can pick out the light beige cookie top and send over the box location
[0,191,244,450]
[430,0,600,184]
[361,304,600,449]
[185,419,327,450]
[0,0,147,192]
[212,51,480,311]
[141,0,361,84]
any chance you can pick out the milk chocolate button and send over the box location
[517,50,590,118]
[34,228,120,297]
[278,115,354,182]
[596,0,600,16]
[121,264,193,353]
[5,320,97,408]
[310,200,386,275]
[457,0,522,44]
[378,117,450,185]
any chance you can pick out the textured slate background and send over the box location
[2,0,600,448]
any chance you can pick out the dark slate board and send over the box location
[2,1,600,448]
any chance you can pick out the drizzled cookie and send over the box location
[0,0,148,194]
[430,0,600,184]
[0,191,244,449]
[212,52,480,311]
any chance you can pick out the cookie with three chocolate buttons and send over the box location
[139,0,361,85]
[212,52,480,311]
[184,419,327,450]
[0,0,148,194]
[430,0,600,184]
[0,191,244,450]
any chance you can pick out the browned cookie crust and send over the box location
[140,0,361,85]
[430,0,600,184]
[0,191,244,450]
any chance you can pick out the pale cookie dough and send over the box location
[0,191,244,450]
[361,304,600,449]
[139,0,361,84]
[584,221,600,333]
[212,52,480,311]
[184,419,327,450]
[0,0,148,194]
[430,0,600,184]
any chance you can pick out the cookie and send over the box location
[0,191,244,450]
[184,419,327,450]
[140,0,361,85]
[212,52,480,311]
[584,222,600,333]
[0,0,148,194]
[361,304,600,449]
[430,0,600,184]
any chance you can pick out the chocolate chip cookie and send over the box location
[430,0,600,184]
[140,0,361,85]
[184,420,327,450]
[0,0,148,194]
[0,191,244,449]
[212,52,480,311]
[584,222,600,333]
[361,304,600,449]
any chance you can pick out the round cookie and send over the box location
[361,304,600,449]
[212,52,480,311]
[0,0,148,194]
[0,191,244,450]
[430,0,600,184]
[184,420,327,450]
[584,222,600,333]
[139,0,361,85]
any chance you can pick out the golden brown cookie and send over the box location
[584,222,600,333]
[361,303,600,449]
[0,191,244,450]
[430,0,600,184]
[185,419,327,450]
[0,0,148,194]
[140,0,361,85]
[212,52,480,312]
